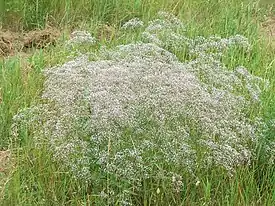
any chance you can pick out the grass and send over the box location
[0,0,275,205]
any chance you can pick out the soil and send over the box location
[23,27,60,49]
[0,27,61,57]
[0,30,19,56]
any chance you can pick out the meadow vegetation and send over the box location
[0,0,275,205]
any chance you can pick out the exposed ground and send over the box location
[0,27,60,57]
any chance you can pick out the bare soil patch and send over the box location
[23,27,60,49]
[0,31,20,56]
[0,27,61,57]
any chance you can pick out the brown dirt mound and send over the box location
[23,27,61,49]
[0,31,19,56]
[0,27,61,57]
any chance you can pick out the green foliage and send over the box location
[0,0,275,205]
[0,55,44,148]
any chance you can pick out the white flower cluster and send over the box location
[66,30,96,46]
[141,11,187,51]
[14,42,264,177]
[12,11,270,203]
[189,35,252,58]
[185,57,268,103]
[142,11,251,57]
[121,18,144,30]
[146,11,184,32]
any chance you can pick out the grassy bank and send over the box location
[0,0,275,205]
[0,0,272,31]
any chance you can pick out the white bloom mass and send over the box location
[66,30,96,46]
[121,18,144,30]
[12,12,270,201]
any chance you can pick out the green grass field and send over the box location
[0,0,275,205]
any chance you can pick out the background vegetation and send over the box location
[0,0,274,205]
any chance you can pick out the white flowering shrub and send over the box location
[121,18,144,30]
[12,11,271,204]
[141,11,187,52]
[66,30,96,47]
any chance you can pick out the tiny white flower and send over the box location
[195,180,201,186]
[156,188,160,194]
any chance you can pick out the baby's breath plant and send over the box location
[12,11,271,204]
[66,31,96,47]
[121,18,144,30]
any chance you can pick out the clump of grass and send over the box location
[0,55,45,149]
